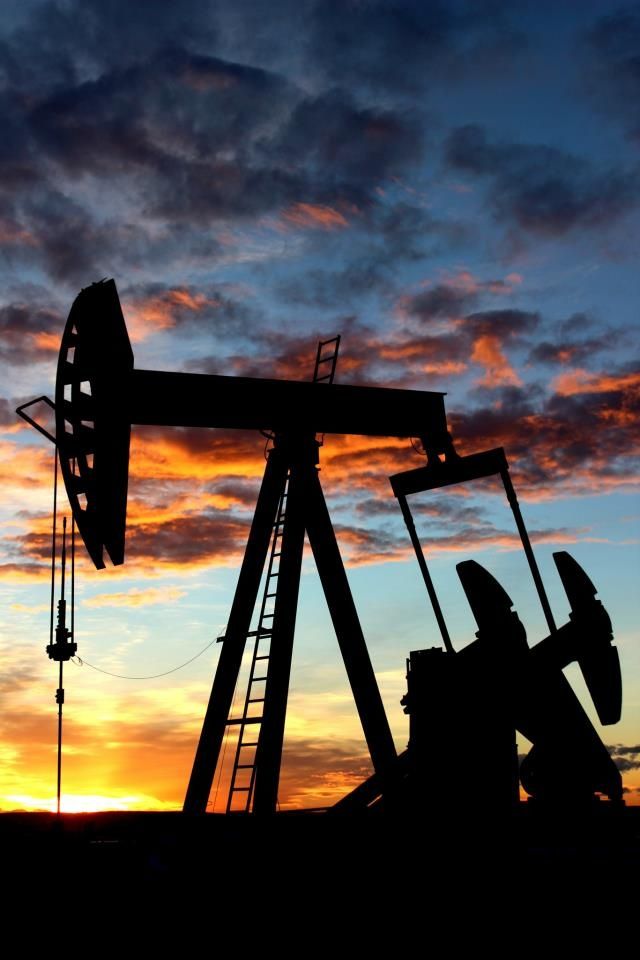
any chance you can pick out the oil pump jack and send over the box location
[50,278,623,817]
[390,449,623,814]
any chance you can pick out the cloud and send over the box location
[399,272,523,324]
[0,1,216,90]
[278,736,373,809]
[6,411,602,579]
[452,363,640,497]
[471,334,521,387]
[24,46,419,219]
[83,587,186,608]
[445,123,638,236]
[124,512,251,571]
[527,326,614,366]
[607,744,640,772]
[0,397,30,430]
[0,439,53,495]
[271,201,466,310]
[396,277,536,389]
[120,283,259,343]
[2,296,637,585]
[583,6,640,142]
[551,368,640,398]
[298,0,526,97]
[0,298,63,365]
[0,6,438,289]
[400,282,476,323]
[129,427,266,481]
[0,664,38,696]
[0,562,51,582]
[279,203,349,231]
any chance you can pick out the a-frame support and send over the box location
[183,432,397,814]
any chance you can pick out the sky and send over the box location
[0,0,638,813]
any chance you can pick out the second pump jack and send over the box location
[335,450,623,814]
[403,553,622,815]
[390,444,622,813]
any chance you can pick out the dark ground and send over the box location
[3,809,636,947]
[3,804,638,893]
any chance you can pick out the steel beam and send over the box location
[128,368,448,440]
[252,453,307,814]
[183,449,289,814]
[304,466,397,778]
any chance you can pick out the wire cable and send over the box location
[49,446,58,647]
[71,636,219,680]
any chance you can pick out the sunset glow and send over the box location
[0,1,638,815]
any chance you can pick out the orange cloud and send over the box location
[0,562,50,582]
[439,269,521,296]
[471,334,522,387]
[123,287,221,342]
[277,738,373,810]
[280,202,349,231]
[31,331,59,352]
[423,360,467,375]
[129,429,265,482]
[4,358,637,585]
[0,439,51,478]
[83,587,186,608]
[552,368,640,397]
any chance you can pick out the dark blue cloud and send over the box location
[213,0,526,98]
[584,5,640,142]
[0,12,433,286]
[445,124,638,235]
[0,296,62,364]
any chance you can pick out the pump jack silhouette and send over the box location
[45,278,623,817]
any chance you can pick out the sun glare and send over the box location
[4,794,153,813]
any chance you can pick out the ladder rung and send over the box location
[231,786,251,792]
[252,676,267,682]
[236,764,255,770]
[265,592,277,598]
[218,627,276,642]
[262,612,274,618]
[241,742,259,748]
[255,655,269,661]
[248,697,265,704]
[226,717,262,725]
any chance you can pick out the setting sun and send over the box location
[4,794,175,814]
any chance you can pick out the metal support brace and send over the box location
[184,450,289,814]
[252,453,307,814]
[499,468,557,635]
[185,435,397,814]
[396,494,454,655]
[305,466,397,777]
